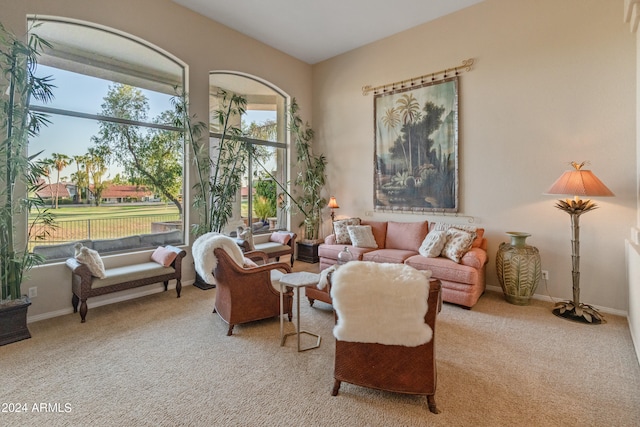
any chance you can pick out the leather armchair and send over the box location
[212,248,293,336]
[330,276,442,414]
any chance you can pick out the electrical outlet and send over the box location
[542,270,549,280]
[28,287,37,298]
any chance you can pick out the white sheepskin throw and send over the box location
[192,233,245,284]
[331,261,433,347]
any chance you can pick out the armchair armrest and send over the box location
[245,250,269,264]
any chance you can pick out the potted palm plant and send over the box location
[1,21,56,345]
[176,89,249,237]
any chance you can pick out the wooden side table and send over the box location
[296,241,320,263]
[279,272,321,351]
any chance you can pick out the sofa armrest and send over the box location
[325,234,337,245]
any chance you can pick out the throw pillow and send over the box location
[74,244,106,278]
[441,228,476,263]
[419,230,448,258]
[431,222,484,248]
[269,232,291,245]
[239,228,255,251]
[333,218,361,245]
[347,225,378,248]
[151,246,178,267]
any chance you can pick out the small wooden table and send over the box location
[279,272,321,351]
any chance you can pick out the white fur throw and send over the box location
[331,262,432,347]
[192,233,245,284]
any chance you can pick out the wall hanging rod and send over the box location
[362,58,475,96]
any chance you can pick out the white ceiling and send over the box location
[172,0,484,64]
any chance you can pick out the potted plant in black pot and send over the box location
[1,21,56,345]
[285,99,327,262]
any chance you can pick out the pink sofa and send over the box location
[316,220,488,308]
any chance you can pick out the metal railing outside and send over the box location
[29,214,181,247]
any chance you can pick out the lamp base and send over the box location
[552,301,606,325]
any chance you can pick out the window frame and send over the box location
[26,16,188,261]
[209,71,290,234]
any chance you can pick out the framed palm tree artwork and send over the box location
[374,77,459,213]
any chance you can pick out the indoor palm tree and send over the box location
[1,20,56,344]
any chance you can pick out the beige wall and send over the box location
[312,0,636,313]
[3,0,637,321]
[2,0,312,319]
[630,6,640,365]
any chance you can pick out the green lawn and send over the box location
[33,203,180,221]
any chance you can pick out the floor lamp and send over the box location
[545,161,614,324]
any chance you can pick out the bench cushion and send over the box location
[255,241,290,255]
[91,262,175,288]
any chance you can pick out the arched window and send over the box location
[27,17,186,260]
[209,72,289,234]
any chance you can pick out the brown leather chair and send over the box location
[305,278,333,307]
[212,248,294,336]
[331,277,442,414]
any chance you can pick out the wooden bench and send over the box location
[65,245,186,323]
[236,231,297,267]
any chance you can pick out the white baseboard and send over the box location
[485,284,628,317]
[27,279,196,323]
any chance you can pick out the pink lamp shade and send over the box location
[545,163,614,198]
[328,196,340,209]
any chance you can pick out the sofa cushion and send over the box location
[362,249,418,264]
[347,225,378,248]
[404,255,479,286]
[334,218,361,244]
[360,220,387,248]
[385,221,429,252]
[419,230,448,258]
[318,244,375,261]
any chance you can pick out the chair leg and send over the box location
[427,395,440,414]
[331,379,341,396]
[72,294,79,312]
[227,324,234,336]
[307,297,315,307]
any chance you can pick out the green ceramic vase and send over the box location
[496,232,541,305]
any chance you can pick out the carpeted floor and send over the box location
[2,264,639,427]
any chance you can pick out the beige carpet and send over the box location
[2,266,640,427]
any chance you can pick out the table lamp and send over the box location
[328,196,339,222]
[544,161,614,324]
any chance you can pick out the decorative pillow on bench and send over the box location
[74,243,106,278]
[151,246,178,267]
[269,232,291,245]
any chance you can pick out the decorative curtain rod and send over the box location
[362,58,475,96]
